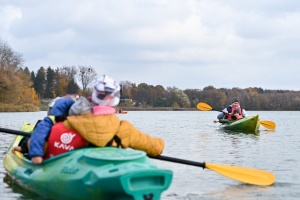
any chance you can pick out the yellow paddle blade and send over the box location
[196,102,212,111]
[205,163,275,186]
[260,120,276,130]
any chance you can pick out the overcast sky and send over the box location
[1,0,300,91]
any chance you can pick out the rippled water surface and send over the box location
[1,111,299,199]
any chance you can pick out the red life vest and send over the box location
[44,122,87,159]
[227,107,243,120]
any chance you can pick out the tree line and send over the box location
[1,38,300,111]
[120,84,300,110]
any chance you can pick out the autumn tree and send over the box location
[0,39,40,110]
[184,89,201,108]
[153,85,168,107]
[0,39,23,103]
[136,83,152,106]
[166,87,191,108]
[119,81,133,99]
[16,68,39,106]
[53,68,68,96]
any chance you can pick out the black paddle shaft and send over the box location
[0,128,31,137]
[213,109,223,112]
[149,155,206,169]
[1,127,206,170]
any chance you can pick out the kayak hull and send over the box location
[4,124,172,200]
[221,115,260,132]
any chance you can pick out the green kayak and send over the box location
[3,124,173,200]
[219,115,260,132]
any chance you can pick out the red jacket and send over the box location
[44,122,87,159]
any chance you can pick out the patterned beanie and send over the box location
[92,75,120,106]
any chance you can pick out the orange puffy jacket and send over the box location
[63,113,164,156]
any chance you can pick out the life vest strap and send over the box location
[106,135,123,148]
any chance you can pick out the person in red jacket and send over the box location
[213,108,242,123]
[216,98,248,121]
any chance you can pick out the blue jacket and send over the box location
[29,98,75,158]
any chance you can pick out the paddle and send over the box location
[260,120,276,130]
[1,127,275,186]
[197,102,223,112]
[196,102,276,130]
[150,155,275,186]
[0,127,32,137]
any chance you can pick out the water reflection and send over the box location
[201,184,274,200]
[3,174,44,200]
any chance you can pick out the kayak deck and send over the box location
[219,115,260,132]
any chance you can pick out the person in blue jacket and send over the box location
[12,97,76,164]
[29,97,75,164]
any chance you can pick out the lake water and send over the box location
[0,111,299,200]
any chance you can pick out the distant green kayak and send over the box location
[219,115,260,132]
[4,124,173,200]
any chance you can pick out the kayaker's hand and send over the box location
[12,146,22,154]
[32,157,43,164]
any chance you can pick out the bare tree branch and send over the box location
[78,65,97,96]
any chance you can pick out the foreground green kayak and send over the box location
[219,115,260,132]
[3,124,173,200]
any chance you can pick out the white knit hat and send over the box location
[91,75,120,106]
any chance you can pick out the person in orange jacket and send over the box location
[63,75,165,156]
